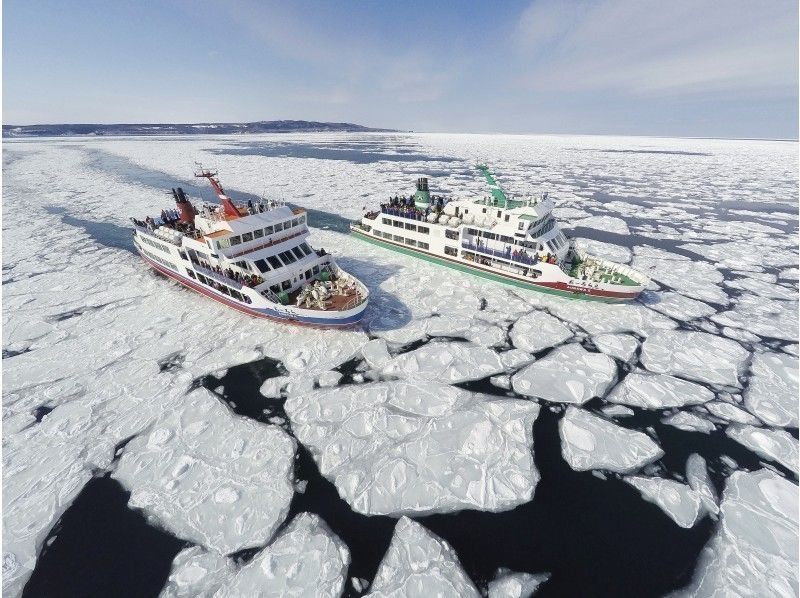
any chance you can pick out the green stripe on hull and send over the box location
[351,229,623,303]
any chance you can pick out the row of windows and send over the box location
[549,232,568,251]
[461,206,511,223]
[374,230,429,250]
[252,242,313,274]
[139,246,178,272]
[381,218,430,235]
[187,270,252,304]
[267,264,323,295]
[464,228,515,244]
[217,215,306,249]
[139,234,170,253]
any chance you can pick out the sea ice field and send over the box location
[2,132,798,597]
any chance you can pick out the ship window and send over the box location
[466,228,477,236]
[242,232,253,242]
[393,220,403,228]
[281,280,291,291]
[312,265,320,275]
[482,208,487,213]
[299,243,312,255]
[275,222,284,232]
[299,215,306,224]
[445,230,459,240]
[229,236,241,246]
[497,211,502,217]
[305,269,313,279]
[291,218,299,227]
[270,284,281,294]
[218,238,231,249]
[444,246,458,256]
[405,238,416,246]
[254,229,264,239]
[187,270,196,279]
[518,222,525,230]
[418,226,429,234]
[505,215,510,222]
[278,250,296,264]
[291,247,305,260]
[405,222,416,231]
[393,235,404,242]
[220,286,230,296]
[419,242,429,250]
[267,256,282,269]
[382,218,391,225]
[264,226,274,235]
[231,290,243,301]
[255,259,270,272]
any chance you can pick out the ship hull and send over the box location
[351,226,641,302]
[138,251,367,327]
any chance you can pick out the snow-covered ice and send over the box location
[160,547,234,598]
[640,331,749,387]
[677,469,798,597]
[366,517,480,598]
[703,401,762,425]
[725,424,799,472]
[592,333,639,363]
[623,476,703,528]
[686,454,719,517]
[606,372,714,409]
[559,407,664,473]
[743,351,799,428]
[509,310,572,354]
[488,569,550,598]
[660,411,716,434]
[381,341,505,383]
[285,381,541,515]
[512,344,617,404]
[113,389,296,554]
[639,291,716,321]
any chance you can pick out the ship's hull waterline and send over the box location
[350,225,642,302]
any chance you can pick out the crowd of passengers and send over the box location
[472,237,558,265]
[189,256,264,288]
[131,212,197,235]
[370,194,448,220]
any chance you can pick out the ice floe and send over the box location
[601,404,635,418]
[381,341,505,383]
[285,381,540,515]
[660,412,716,434]
[113,389,296,553]
[640,331,749,387]
[623,476,703,528]
[686,454,719,516]
[743,351,799,428]
[509,310,573,353]
[572,215,630,235]
[606,372,714,409]
[639,291,716,321]
[592,333,639,363]
[711,294,799,342]
[631,248,729,305]
[703,401,762,425]
[512,344,617,404]
[366,517,480,598]
[676,469,798,597]
[559,407,664,473]
[725,424,798,472]
[573,237,631,264]
[161,512,349,598]
[488,569,550,598]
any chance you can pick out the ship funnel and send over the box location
[174,187,197,223]
[413,177,431,209]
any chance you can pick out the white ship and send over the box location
[131,167,369,326]
[351,165,648,301]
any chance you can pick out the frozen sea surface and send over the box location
[2,133,797,597]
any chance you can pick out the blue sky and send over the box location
[3,0,798,138]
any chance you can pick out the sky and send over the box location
[3,0,798,138]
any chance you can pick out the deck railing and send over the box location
[461,242,543,267]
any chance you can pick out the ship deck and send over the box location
[285,286,363,312]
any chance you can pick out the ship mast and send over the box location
[194,164,240,219]
[476,164,509,208]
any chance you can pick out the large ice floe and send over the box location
[509,310,572,354]
[512,344,617,404]
[725,424,799,473]
[113,388,296,553]
[559,407,664,473]
[591,333,639,363]
[161,512,349,598]
[675,469,798,597]
[366,517,480,598]
[640,331,749,388]
[623,476,703,528]
[488,570,550,598]
[606,372,714,409]
[743,351,799,428]
[711,294,799,343]
[381,341,505,383]
[285,381,541,515]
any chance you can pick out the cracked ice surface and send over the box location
[743,351,799,428]
[113,388,296,553]
[592,333,639,363]
[161,512,349,598]
[639,291,716,321]
[676,469,798,597]
[509,310,573,353]
[606,372,714,409]
[641,331,749,387]
[661,412,716,435]
[512,344,617,404]
[366,517,480,598]
[624,476,703,528]
[631,248,729,305]
[725,425,799,473]
[559,407,664,473]
[381,341,505,383]
[686,454,719,517]
[285,381,541,515]
[711,294,799,342]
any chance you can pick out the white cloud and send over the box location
[515,0,798,97]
